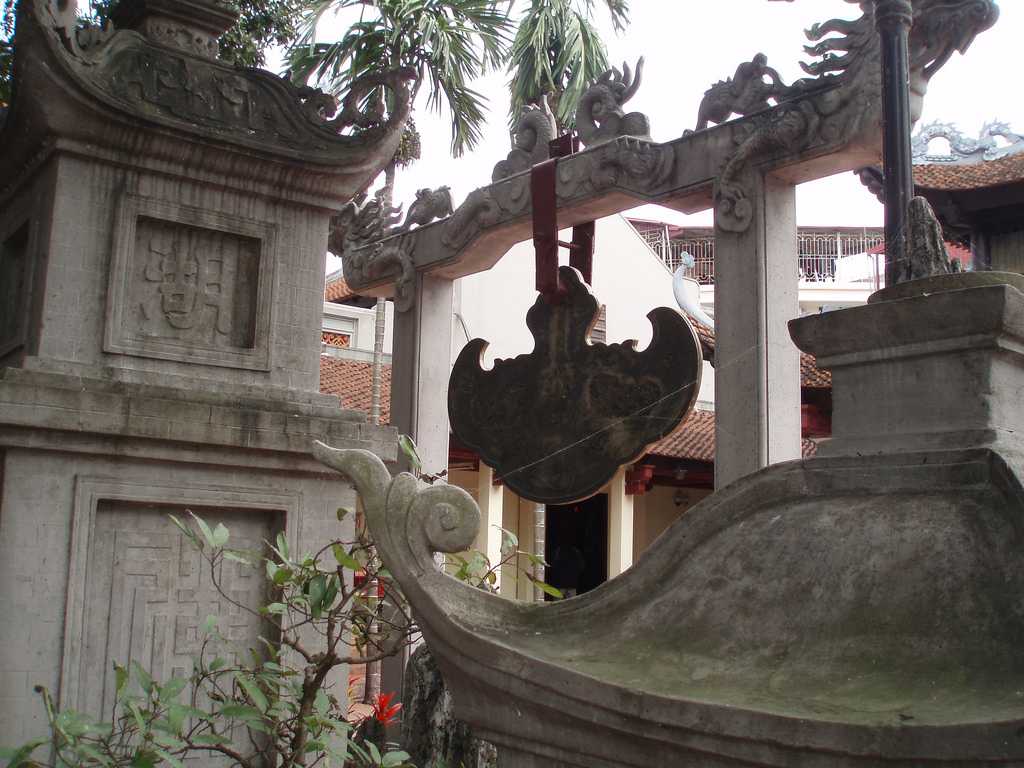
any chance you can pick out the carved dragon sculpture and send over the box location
[911,119,1024,163]
[329,191,416,311]
[400,186,454,232]
[695,53,789,130]
[575,59,651,147]
[714,0,999,233]
[492,97,558,181]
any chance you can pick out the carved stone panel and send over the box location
[105,195,276,369]
[72,500,278,765]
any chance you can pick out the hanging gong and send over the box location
[448,266,702,505]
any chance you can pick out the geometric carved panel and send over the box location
[80,503,277,724]
[133,217,259,349]
[105,194,276,370]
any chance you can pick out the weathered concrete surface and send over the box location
[0,0,404,745]
[791,279,1024,463]
[315,279,1024,767]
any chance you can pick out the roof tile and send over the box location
[914,153,1024,191]
[319,356,391,423]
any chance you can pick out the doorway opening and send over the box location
[544,494,608,599]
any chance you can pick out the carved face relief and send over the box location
[155,244,202,329]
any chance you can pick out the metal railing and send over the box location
[635,225,884,285]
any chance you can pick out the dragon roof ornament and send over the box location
[912,120,1024,164]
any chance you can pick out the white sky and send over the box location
[274,0,1022,271]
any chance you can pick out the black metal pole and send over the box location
[875,0,915,286]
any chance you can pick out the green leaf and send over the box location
[152,730,187,751]
[159,677,188,702]
[114,661,129,699]
[168,515,198,548]
[272,567,293,586]
[336,506,352,521]
[153,746,185,768]
[190,512,215,549]
[264,602,287,615]
[218,704,265,722]
[126,700,147,732]
[497,526,518,557]
[131,661,154,694]
[332,543,362,571]
[366,741,382,765]
[210,522,229,549]
[382,751,412,767]
[222,549,251,565]
[397,434,422,473]
[526,574,564,599]
[202,614,218,635]
[129,748,158,768]
[209,656,227,671]
[0,739,48,768]
[314,689,329,716]
[276,532,290,560]
[237,676,268,713]
[305,574,328,618]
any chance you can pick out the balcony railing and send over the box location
[636,227,884,286]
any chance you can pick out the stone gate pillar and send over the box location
[0,0,408,744]
[713,173,801,488]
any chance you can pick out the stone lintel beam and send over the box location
[342,81,877,300]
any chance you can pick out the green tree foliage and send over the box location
[287,0,511,157]
[507,0,629,131]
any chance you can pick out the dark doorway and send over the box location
[544,494,608,599]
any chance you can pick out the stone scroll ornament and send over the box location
[448,266,702,505]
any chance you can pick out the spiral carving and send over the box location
[408,485,481,556]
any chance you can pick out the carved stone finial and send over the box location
[901,196,954,281]
[111,0,239,59]
[492,97,558,181]
[575,59,651,147]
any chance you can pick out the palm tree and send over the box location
[287,0,512,158]
[507,0,630,132]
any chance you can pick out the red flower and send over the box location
[372,691,402,725]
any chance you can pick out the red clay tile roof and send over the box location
[800,352,832,388]
[325,276,355,303]
[649,409,717,462]
[647,409,818,463]
[914,153,1024,191]
[319,356,391,423]
[684,313,831,389]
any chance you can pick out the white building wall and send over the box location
[453,214,716,403]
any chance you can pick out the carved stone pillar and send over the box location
[713,173,801,488]
[389,274,455,477]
